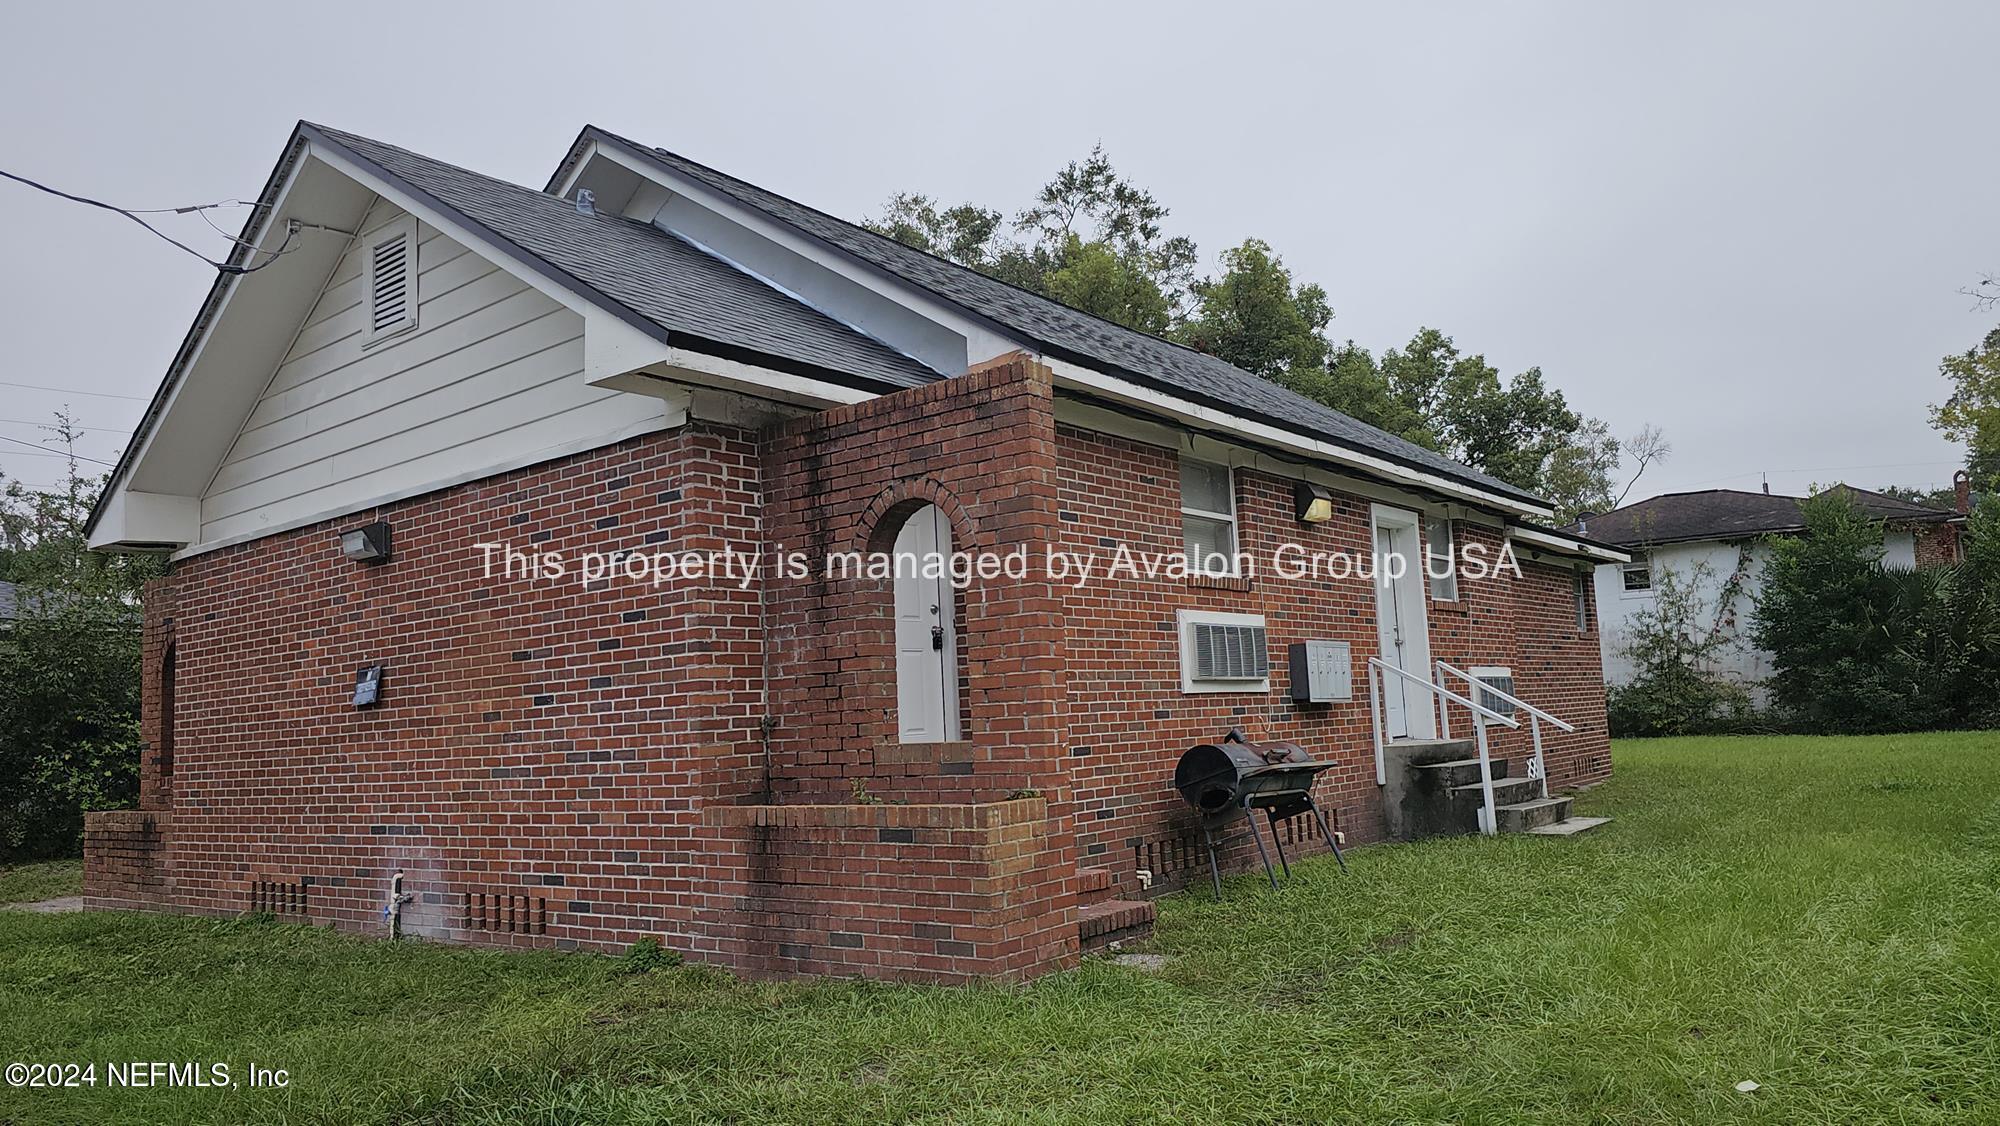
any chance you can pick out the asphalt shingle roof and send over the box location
[578,128,1545,507]
[1572,486,1955,547]
[303,124,940,391]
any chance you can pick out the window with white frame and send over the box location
[1574,571,1590,630]
[1177,610,1270,693]
[1425,516,1457,601]
[1621,553,1653,593]
[363,215,419,345]
[1180,456,1238,576]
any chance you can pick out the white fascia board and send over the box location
[1045,358,1554,520]
[1508,526,1631,564]
[566,142,1019,367]
[86,490,200,552]
[592,346,877,410]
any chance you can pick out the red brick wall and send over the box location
[1914,523,1962,567]
[82,810,173,911]
[123,423,770,955]
[724,354,1078,978]
[103,356,1082,982]
[702,799,1069,982]
[1053,424,1612,883]
[755,356,1071,806]
[137,576,178,811]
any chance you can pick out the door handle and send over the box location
[931,624,945,651]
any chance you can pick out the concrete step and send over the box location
[1496,796,1572,832]
[1076,865,1120,906]
[1079,899,1155,952]
[1523,815,1613,837]
[1450,775,1541,807]
[1413,756,1514,789]
[1391,737,1477,756]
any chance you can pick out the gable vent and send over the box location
[1192,622,1269,681]
[363,216,418,343]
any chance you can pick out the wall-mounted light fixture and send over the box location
[339,521,392,563]
[1294,482,1335,524]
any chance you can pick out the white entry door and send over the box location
[893,505,959,742]
[1373,507,1435,740]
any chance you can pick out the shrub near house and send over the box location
[1754,493,2000,734]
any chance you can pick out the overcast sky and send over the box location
[1,1,1992,500]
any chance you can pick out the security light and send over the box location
[339,521,392,563]
[1294,482,1335,524]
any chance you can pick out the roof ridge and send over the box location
[577,126,1543,507]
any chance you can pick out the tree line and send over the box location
[865,144,1667,521]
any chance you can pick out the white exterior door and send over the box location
[1373,507,1435,740]
[893,505,959,742]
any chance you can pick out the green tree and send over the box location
[1174,239,1330,381]
[1752,491,1968,733]
[0,413,163,859]
[1932,328,2000,491]
[864,143,1194,331]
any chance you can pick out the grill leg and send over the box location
[1203,827,1223,901]
[1267,810,1292,880]
[1245,805,1280,890]
[1307,795,1348,874]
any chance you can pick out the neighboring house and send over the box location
[82,122,1623,983]
[1576,483,1969,699]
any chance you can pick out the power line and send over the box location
[0,167,333,275]
[0,379,146,402]
[0,432,116,467]
[0,417,129,434]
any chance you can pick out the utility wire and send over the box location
[0,167,309,274]
[0,432,116,467]
[0,379,146,402]
[0,417,129,434]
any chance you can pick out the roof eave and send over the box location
[565,126,1549,517]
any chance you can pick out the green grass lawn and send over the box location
[3,733,1998,1124]
[0,858,81,905]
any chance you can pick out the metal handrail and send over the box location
[1434,659,1574,802]
[1367,657,1517,836]
[1434,660,1576,735]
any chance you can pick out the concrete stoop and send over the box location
[1400,746,1610,840]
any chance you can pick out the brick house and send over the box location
[84,123,1625,982]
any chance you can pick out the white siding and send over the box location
[200,200,662,545]
[1595,539,1774,703]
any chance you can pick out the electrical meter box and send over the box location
[1288,640,1352,703]
[353,665,384,708]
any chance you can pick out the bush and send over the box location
[0,430,161,861]
[1753,492,2000,734]
[1607,559,1758,737]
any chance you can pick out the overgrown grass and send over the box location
[3,733,1998,1123]
[0,858,81,905]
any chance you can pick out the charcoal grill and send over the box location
[1173,728,1346,898]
